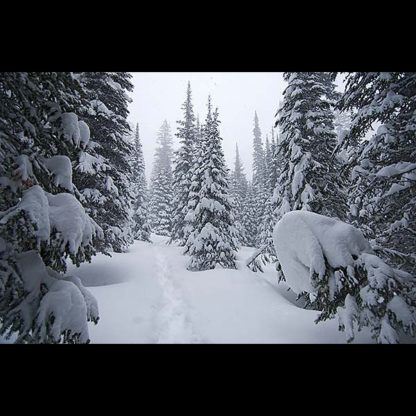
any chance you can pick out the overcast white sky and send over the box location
[127,72,287,181]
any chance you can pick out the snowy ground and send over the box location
[56,234,377,344]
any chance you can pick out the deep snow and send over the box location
[58,235,376,344]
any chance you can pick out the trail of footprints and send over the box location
[153,247,201,344]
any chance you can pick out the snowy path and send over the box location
[152,243,201,343]
[59,234,375,344]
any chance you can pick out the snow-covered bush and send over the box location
[273,211,416,343]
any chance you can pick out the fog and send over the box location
[127,72,286,182]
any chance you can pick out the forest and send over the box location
[0,72,415,344]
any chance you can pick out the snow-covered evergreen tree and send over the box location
[131,123,151,242]
[73,72,135,253]
[268,129,279,192]
[184,97,238,271]
[0,72,101,343]
[264,134,272,190]
[148,120,174,236]
[250,112,270,247]
[256,129,281,261]
[170,82,197,245]
[337,72,416,276]
[248,126,287,272]
[229,144,248,245]
[240,183,259,248]
[274,72,348,223]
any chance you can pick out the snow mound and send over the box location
[78,120,90,149]
[13,154,33,182]
[61,112,81,147]
[273,211,416,343]
[47,192,102,255]
[273,211,371,294]
[45,155,73,191]
[12,250,99,343]
[0,185,102,255]
[0,184,50,241]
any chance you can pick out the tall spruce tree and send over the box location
[131,123,151,242]
[148,120,174,236]
[73,72,135,253]
[268,128,281,193]
[0,72,101,343]
[337,72,416,276]
[251,112,269,246]
[184,97,238,270]
[274,72,348,223]
[170,82,197,245]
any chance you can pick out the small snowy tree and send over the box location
[148,120,174,236]
[185,97,238,271]
[255,128,282,269]
[241,183,259,248]
[0,72,102,343]
[274,211,416,344]
[229,144,248,246]
[131,123,151,242]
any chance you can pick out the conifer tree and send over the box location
[170,82,197,245]
[252,111,265,187]
[251,112,269,246]
[241,183,258,247]
[337,72,416,276]
[274,72,348,223]
[268,128,281,193]
[229,144,248,245]
[148,120,174,236]
[131,123,151,242]
[264,134,272,189]
[253,129,284,270]
[0,72,101,343]
[73,72,135,253]
[185,97,238,270]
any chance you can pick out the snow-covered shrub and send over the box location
[273,211,416,343]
